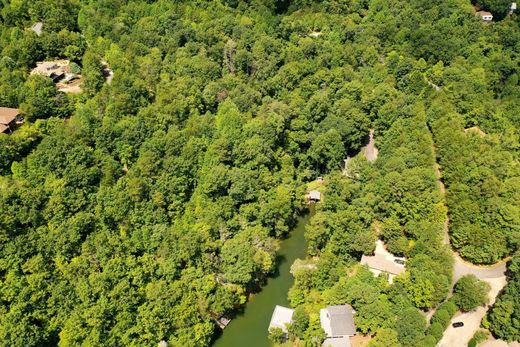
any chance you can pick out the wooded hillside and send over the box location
[0,0,518,346]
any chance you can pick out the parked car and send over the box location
[394,259,405,265]
[452,322,464,328]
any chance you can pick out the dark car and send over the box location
[394,259,405,265]
[452,322,464,328]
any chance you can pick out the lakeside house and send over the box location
[0,107,23,134]
[268,305,294,337]
[320,305,356,347]
[360,240,405,284]
[477,10,493,21]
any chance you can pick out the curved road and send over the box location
[433,148,507,347]
[453,253,507,282]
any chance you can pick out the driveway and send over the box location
[437,276,507,347]
[362,129,378,162]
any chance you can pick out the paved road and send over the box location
[453,253,507,282]
[480,337,520,347]
[438,277,507,347]
[432,144,509,347]
[434,158,506,283]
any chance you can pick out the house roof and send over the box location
[477,10,493,17]
[309,190,321,200]
[31,61,69,78]
[360,240,405,276]
[0,124,9,133]
[321,305,356,337]
[0,107,19,125]
[360,254,404,275]
[268,305,294,333]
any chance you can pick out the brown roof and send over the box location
[477,11,493,16]
[0,107,19,125]
[0,124,9,133]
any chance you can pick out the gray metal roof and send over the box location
[327,305,356,336]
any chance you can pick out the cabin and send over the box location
[268,305,294,338]
[477,10,493,21]
[360,240,405,284]
[0,108,22,134]
[320,305,356,347]
[309,190,321,202]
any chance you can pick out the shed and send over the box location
[268,305,294,334]
[309,190,321,202]
[320,305,356,338]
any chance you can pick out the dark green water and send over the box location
[213,212,311,347]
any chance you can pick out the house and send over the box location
[477,11,493,21]
[309,190,321,202]
[360,240,405,283]
[268,305,294,336]
[320,305,356,347]
[31,61,67,82]
[511,2,517,15]
[30,22,43,36]
[0,107,22,134]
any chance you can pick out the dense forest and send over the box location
[0,0,518,346]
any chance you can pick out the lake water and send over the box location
[212,211,311,347]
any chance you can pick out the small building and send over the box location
[0,107,22,134]
[309,190,321,202]
[30,22,43,36]
[511,2,517,15]
[320,305,356,347]
[360,240,405,284]
[268,305,294,335]
[477,10,493,21]
[31,61,67,82]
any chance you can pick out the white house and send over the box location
[320,305,356,347]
